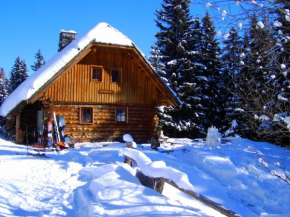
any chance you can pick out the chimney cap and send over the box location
[60,29,77,34]
[58,30,77,52]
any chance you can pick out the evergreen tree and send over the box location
[272,0,290,101]
[31,49,46,72]
[233,14,277,141]
[151,0,203,137]
[0,69,8,105]
[221,27,245,135]
[269,0,290,145]
[181,17,207,137]
[9,56,29,93]
[246,14,275,139]
[200,12,223,130]
[0,69,9,126]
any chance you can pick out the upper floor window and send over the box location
[92,66,103,82]
[112,68,122,83]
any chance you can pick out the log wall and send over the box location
[51,103,154,143]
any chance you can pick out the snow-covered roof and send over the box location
[0,22,135,117]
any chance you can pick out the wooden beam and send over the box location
[98,90,114,94]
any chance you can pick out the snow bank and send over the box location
[74,146,201,216]
[75,165,199,217]
[79,164,118,181]
[181,137,290,216]
[0,23,133,117]
[119,148,194,191]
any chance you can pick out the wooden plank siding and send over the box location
[41,47,160,142]
[45,48,160,104]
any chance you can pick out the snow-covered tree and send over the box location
[0,68,9,126]
[152,0,194,91]
[269,0,290,145]
[9,56,29,93]
[0,69,8,105]
[31,49,46,72]
[151,0,205,137]
[200,12,223,129]
[195,0,290,146]
[221,27,246,136]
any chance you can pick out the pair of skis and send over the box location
[53,112,67,149]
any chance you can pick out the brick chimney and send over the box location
[0,68,5,79]
[58,30,77,52]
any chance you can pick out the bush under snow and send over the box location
[206,126,221,147]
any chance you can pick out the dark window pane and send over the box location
[116,109,126,122]
[93,68,102,81]
[112,70,120,82]
[82,108,92,123]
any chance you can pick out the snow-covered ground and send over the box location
[0,135,289,216]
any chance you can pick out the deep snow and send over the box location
[0,135,289,216]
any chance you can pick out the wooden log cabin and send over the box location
[0,23,179,144]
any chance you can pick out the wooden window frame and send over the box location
[111,68,122,83]
[79,107,94,124]
[91,66,103,82]
[115,107,128,123]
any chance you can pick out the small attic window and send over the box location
[92,66,103,82]
[112,68,122,83]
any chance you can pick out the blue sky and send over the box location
[0,1,206,77]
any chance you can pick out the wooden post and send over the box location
[151,114,160,150]
[124,141,133,166]
[15,113,22,144]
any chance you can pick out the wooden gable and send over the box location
[37,43,178,107]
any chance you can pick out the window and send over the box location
[80,107,93,124]
[92,67,103,82]
[112,68,121,83]
[116,108,127,123]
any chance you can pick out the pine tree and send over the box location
[151,0,204,137]
[221,27,245,136]
[200,12,223,130]
[272,0,290,101]
[153,0,194,91]
[269,0,290,145]
[9,56,29,93]
[181,17,208,137]
[31,49,46,72]
[0,69,8,126]
[232,13,278,141]
[0,69,8,105]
